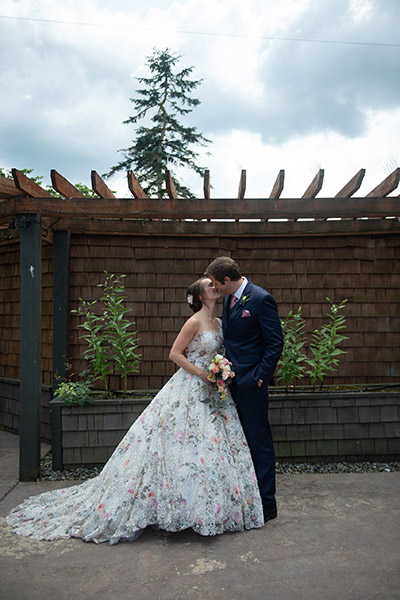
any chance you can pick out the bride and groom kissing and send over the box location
[7,256,284,544]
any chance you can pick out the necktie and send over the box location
[230,295,238,309]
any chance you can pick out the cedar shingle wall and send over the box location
[0,242,19,379]
[0,241,54,385]
[68,233,400,390]
[0,233,398,389]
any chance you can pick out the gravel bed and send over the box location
[39,454,400,481]
[276,461,400,474]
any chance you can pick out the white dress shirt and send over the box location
[233,277,248,302]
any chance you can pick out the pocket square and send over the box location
[241,309,251,318]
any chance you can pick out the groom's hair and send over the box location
[205,256,242,283]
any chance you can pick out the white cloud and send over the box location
[0,0,399,197]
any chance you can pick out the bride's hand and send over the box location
[198,370,211,384]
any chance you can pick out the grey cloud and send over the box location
[1,0,399,181]
[194,0,400,143]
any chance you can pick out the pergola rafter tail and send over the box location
[0,166,399,238]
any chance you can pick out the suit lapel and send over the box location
[224,280,253,334]
[222,294,229,335]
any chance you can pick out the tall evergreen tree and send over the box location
[105,48,211,198]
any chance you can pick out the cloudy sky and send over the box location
[1,0,399,198]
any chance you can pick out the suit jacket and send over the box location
[222,279,284,391]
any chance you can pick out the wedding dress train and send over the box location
[7,327,264,544]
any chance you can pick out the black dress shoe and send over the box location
[263,510,277,524]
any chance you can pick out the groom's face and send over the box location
[209,275,235,295]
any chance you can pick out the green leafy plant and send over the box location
[68,272,141,400]
[276,307,308,391]
[276,298,348,390]
[53,379,94,407]
[98,273,141,394]
[305,298,349,389]
[73,296,114,391]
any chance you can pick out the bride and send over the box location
[7,277,264,544]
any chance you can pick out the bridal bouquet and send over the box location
[203,354,235,420]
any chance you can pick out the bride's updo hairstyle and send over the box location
[186,278,207,313]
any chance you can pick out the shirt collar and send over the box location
[234,277,248,300]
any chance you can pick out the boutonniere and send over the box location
[239,294,251,306]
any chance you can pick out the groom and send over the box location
[205,256,284,523]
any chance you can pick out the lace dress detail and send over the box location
[7,327,263,544]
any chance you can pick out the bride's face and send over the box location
[200,278,221,304]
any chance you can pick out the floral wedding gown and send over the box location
[7,327,264,544]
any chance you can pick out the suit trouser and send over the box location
[230,381,276,514]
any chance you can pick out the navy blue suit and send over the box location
[222,279,284,516]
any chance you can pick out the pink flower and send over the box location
[200,457,205,465]
[214,503,221,514]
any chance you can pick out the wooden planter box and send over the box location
[50,387,400,469]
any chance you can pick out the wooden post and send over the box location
[51,231,71,471]
[18,214,42,481]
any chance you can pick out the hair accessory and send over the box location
[187,294,193,305]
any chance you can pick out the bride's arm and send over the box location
[169,318,210,383]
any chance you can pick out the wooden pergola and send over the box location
[1,166,399,480]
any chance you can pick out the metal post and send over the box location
[51,231,71,470]
[18,214,42,481]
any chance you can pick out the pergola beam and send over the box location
[51,170,86,198]
[0,176,22,199]
[238,170,246,199]
[270,170,285,199]
[12,168,54,198]
[203,170,210,199]
[302,169,324,198]
[335,169,366,198]
[91,170,116,199]
[165,169,178,199]
[127,170,147,199]
[1,196,398,220]
[43,215,400,237]
[366,167,400,197]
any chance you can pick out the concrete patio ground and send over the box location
[0,429,399,600]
